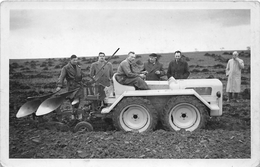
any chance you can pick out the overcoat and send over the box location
[167,59,190,79]
[57,62,83,99]
[90,61,113,87]
[144,60,165,80]
[226,58,244,92]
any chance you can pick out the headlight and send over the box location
[216,91,221,98]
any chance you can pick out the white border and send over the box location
[1,1,259,167]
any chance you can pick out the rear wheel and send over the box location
[113,97,158,132]
[162,96,208,132]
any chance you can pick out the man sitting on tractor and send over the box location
[115,51,150,90]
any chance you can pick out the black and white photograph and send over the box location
[1,1,259,167]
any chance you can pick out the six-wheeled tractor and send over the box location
[16,73,223,133]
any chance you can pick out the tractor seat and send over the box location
[112,74,135,96]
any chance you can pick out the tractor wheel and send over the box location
[161,96,209,132]
[112,97,158,132]
[73,121,93,133]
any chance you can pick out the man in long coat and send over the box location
[90,52,113,87]
[116,51,149,90]
[226,51,244,102]
[143,53,165,80]
[90,52,114,100]
[167,50,190,79]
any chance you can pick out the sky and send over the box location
[8,5,250,59]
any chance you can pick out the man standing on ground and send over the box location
[226,51,244,102]
[167,50,190,79]
[56,55,83,119]
[143,53,165,80]
[116,51,150,90]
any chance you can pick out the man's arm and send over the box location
[108,63,114,79]
[159,63,166,76]
[226,60,230,76]
[90,63,96,77]
[57,67,67,89]
[167,61,173,79]
[183,62,190,79]
[121,61,140,78]
[237,58,244,69]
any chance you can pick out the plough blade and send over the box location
[16,91,59,118]
[16,99,42,118]
[36,90,77,116]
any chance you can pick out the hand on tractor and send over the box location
[56,87,61,92]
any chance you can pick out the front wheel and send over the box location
[161,96,209,132]
[112,97,158,132]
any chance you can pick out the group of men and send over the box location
[56,50,244,104]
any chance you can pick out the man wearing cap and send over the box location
[167,50,190,79]
[143,53,165,80]
[226,51,244,102]
[116,51,150,90]
[56,55,82,92]
[55,55,83,120]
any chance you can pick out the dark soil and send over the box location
[9,52,251,159]
[9,99,250,159]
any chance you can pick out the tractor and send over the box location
[16,72,223,133]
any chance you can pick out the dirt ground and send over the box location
[9,50,251,159]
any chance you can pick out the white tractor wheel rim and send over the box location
[120,105,150,131]
[169,103,200,131]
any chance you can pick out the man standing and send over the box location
[143,53,165,80]
[90,52,113,87]
[226,51,244,102]
[56,55,83,119]
[116,51,150,90]
[56,54,82,94]
[167,51,190,79]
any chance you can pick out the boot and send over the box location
[234,93,239,102]
[227,92,232,102]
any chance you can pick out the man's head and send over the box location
[70,55,78,65]
[174,51,182,61]
[232,51,238,59]
[98,52,106,62]
[149,53,158,64]
[127,51,136,63]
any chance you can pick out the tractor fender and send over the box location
[101,89,218,114]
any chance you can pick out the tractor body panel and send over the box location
[102,75,223,117]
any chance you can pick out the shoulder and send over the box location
[169,60,175,65]
[63,63,70,69]
[227,59,233,63]
[91,62,98,66]
[120,59,128,65]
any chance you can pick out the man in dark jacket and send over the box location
[167,51,190,79]
[143,53,165,80]
[55,55,83,120]
[56,55,82,92]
